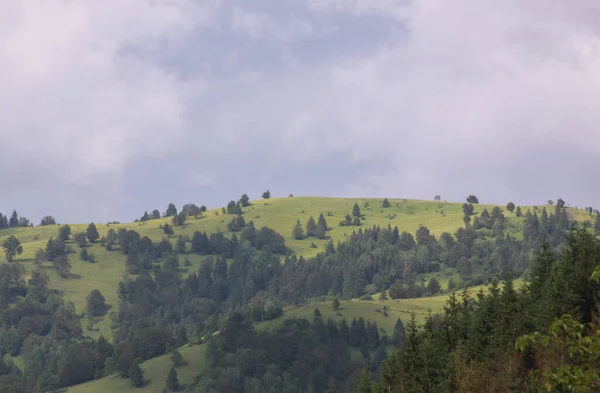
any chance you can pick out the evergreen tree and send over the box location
[506,202,515,212]
[165,203,178,217]
[239,193,251,207]
[58,224,71,242]
[165,366,179,391]
[262,190,271,199]
[151,209,161,219]
[170,349,184,367]
[306,216,317,237]
[515,206,523,217]
[333,298,340,311]
[74,232,88,248]
[466,195,479,204]
[292,220,305,240]
[86,223,100,243]
[54,255,71,278]
[594,213,600,233]
[317,213,328,239]
[356,365,373,393]
[352,202,361,218]
[8,211,18,228]
[129,360,144,388]
[391,318,405,347]
[382,198,391,208]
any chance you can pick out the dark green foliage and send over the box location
[314,307,322,317]
[8,211,18,228]
[316,213,328,239]
[292,220,304,240]
[556,198,565,208]
[79,247,89,261]
[86,223,99,243]
[2,236,22,262]
[172,211,187,226]
[333,298,340,311]
[170,348,184,367]
[163,223,174,236]
[391,318,405,347]
[352,202,361,217]
[516,206,522,217]
[466,195,479,204]
[226,200,242,215]
[506,202,515,212]
[74,232,88,248]
[165,366,179,391]
[53,254,71,277]
[306,216,317,237]
[353,216,361,226]
[58,224,71,242]
[340,214,353,226]
[176,235,189,253]
[129,360,144,388]
[382,198,391,208]
[40,215,57,226]
[239,193,250,207]
[181,203,203,217]
[165,203,178,217]
[427,277,441,295]
[87,289,107,317]
[262,190,271,199]
[462,203,474,215]
[227,215,246,232]
[151,209,161,219]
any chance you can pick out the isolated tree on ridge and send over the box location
[2,236,23,262]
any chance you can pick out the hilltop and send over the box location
[0,196,584,341]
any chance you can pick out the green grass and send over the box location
[67,344,206,393]
[0,197,577,339]
[259,279,526,332]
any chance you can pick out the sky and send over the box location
[1,0,600,223]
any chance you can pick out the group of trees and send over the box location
[355,227,600,392]
[292,214,328,240]
[139,203,207,223]
[0,211,31,229]
[339,203,362,227]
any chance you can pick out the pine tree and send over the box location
[382,198,391,208]
[391,318,405,347]
[129,360,144,388]
[332,298,340,311]
[515,206,522,217]
[306,216,317,237]
[352,202,361,218]
[356,365,373,393]
[165,366,179,391]
[292,220,305,240]
[316,213,328,239]
[8,211,18,228]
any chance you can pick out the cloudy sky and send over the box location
[1,0,599,223]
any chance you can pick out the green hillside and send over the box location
[66,344,206,393]
[0,196,581,340]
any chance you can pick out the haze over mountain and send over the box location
[2,0,599,223]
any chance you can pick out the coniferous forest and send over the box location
[1,198,600,392]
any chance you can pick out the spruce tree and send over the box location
[316,213,328,239]
[165,366,179,391]
[356,365,373,393]
[8,211,18,228]
[292,220,305,240]
[306,216,317,237]
[382,198,391,208]
[391,318,406,347]
[352,202,361,218]
[129,360,144,388]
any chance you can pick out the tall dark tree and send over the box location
[382,198,391,208]
[316,213,328,239]
[86,223,100,243]
[239,194,251,207]
[2,236,22,262]
[129,361,144,388]
[306,216,317,237]
[515,206,523,217]
[391,318,406,347]
[226,201,242,215]
[151,209,161,219]
[262,190,271,199]
[87,289,106,317]
[165,203,178,217]
[556,198,565,208]
[54,255,71,278]
[8,211,18,228]
[58,224,71,242]
[165,366,179,391]
[292,220,305,240]
[352,202,362,218]
[506,202,515,213]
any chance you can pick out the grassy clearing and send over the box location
[67,344,206,393]
[259,278,527,332]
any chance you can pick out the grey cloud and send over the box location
[1,0,599,223]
